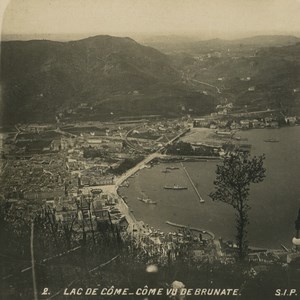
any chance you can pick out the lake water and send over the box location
[119,127,300,249]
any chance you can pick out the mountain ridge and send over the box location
[0,35,213,124]
[141,34,300,54]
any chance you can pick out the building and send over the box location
[216,131,232,137]
[217,120,229,128]
[264,117,273,127]
[251,119,260,128]
[94,209,110,221]
[270,121,279,128]
[230,121,241,130]
[86,139,103,148]
[114,215,129,231]
[285,116,297,125]
[81,175,114,187]
[55,210,77,222]
[240,120,250,129]
[193,118,210,128]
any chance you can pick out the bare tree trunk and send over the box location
[236,209,248,260]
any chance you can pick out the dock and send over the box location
[180,162,205,204]
[166,221,215,239]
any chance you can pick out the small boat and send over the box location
[164,185,188,190]
[199,198,205,204]
[138,198,157,204]
[166,166,179,170]
[264,138,279,143]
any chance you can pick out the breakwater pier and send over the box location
[166,221,215,239]
[181,162,205,204]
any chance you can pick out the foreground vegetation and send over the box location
[0,200,299,300]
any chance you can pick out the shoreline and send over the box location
[113,127,299,250]
[113,150,219,239]
[113,128,249,241]
[165,221,215,239]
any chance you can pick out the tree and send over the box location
[210,151,266,260]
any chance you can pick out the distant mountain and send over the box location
[1,35,214,124]
[184,42,300,112]
[143,35,300,54]
[196,35,300,48]
[231,35,300,47]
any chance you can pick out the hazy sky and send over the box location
[1,0,300,40]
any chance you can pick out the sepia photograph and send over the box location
[1,0,300,299]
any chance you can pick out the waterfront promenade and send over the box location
[105,128,192,235]
[83,152,162,235]
[114,152,164,187]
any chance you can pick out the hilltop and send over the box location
[0,35,214,124]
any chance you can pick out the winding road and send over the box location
[191,78,221,94]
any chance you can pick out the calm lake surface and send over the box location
[119,127,300,249]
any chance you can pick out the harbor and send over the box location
[119,126,300,249]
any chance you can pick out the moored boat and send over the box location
[164,184,188,190]
[138,198,157,204]
[166,166,179,170]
